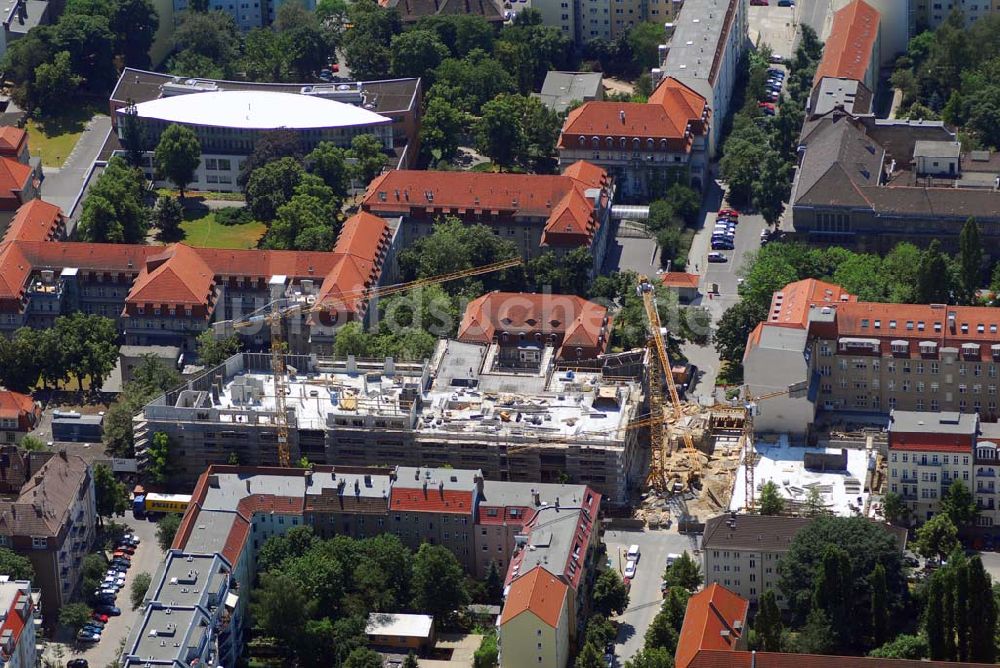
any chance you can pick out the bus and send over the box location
[133,493,192,518]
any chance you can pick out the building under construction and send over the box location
[135,340,644,504]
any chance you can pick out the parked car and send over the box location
[770,53,784,63]
[116,545,135,555]
[624,560,637,579]
[92,612,109,623]
[712,241,734,251]
[68,660,89,668]
[94,588,117,598]
[778,0,793,6]
[76,631,101,643]
[82,623,104,633]
[750,0,768,5]
[708,252,728,263]
[718,208,740,218]
[94,605,121,616]
[627,544,641,560]
[112,550,132,560]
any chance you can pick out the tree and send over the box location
[110,0,159,68]
[941,479,978,527]
[154,124,201,197]
[51,13,116,92]
[811,545,853,648]
[420,96,465,165]
[473,630,499,668]
[306,142,351,198]
[485,560,503,604]
[714,300,768,374]
[246,157,306,221]
[625,647,673,668]
[342,0,401,79]
[574,643,604,668]
[390,30,449,81]
[397,218,519,289]
[915,513,959,559]
[804,486,826,517]
[754,589,783,651]
[411,543,469,621]
[343,648,384,668]
[93,463,128,522]
[665,183,700,225]
[584,614,616,649]
[957,217,983,303]
[196,330,241,366]
[252,573,312,645]
[238,129,303,186]
[266,189,337,251]
[131,354,183,394]
[156,513,181,551]
[146,432,171,484]
[131,571,152,610]
[869,634,927,659]
[794,608,835,655]
[431,50,516,115]
[78,157,149,243]
[32,51,83,115]
[592,569,629,616]
[154,195,184,240]
[627,22,664,70]
[926,572,947,660]
[348,133,388,185]
[257,526,318,573]
[967,556,997,662]
[403,653,419,668]
[0,548,34,581]
[916,240,953,304]
[477,94,525,171]
[663,551,703,592]
[870,563,889,647]
[54,313,119,391]
[19,435,45,451]
[173,11,239,70]
[881,491,909,526]
[59,602,92,631]
[758,480,784,515]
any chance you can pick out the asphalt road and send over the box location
[605,528,701,664]
[43,514,165,668]
[40,115,111,218]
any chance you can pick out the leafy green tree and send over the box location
[662,552,702,592]
[146,432,171,484]
[665,183,700,225]
[110,0,159,68]
[238,129,302,187]
[967,556,997,662]
[348,133,389,185]
[592,569,629,617]
[54,313,119,391]
[714,300,766,376]
[246,157,306,221]
[758,480,784,515]
[397,218,519,290]
[794,607,835,655]
[754,589,783,651]
[584,614,616,649]
[916,240,954,303]
[59,602,92,631]
[915,513,959,559]
[476,94,524,171]
[131,354,183,394]
[870,563,889,647]
[627,22,664,70]
[403,653,419,668]
[574,642,604,668]
[257,526,318,573]
[390,29,449,81]
[0,548,34,581]
[958,217,983,303]
[941,479,978,527]
[93,463,129,522]
[51,13,116,92]
[266,185,337,251]
[278,548,346,614]
[78,157,149,243]
[342,0,401,79]
[172,11,239,72]
[811,545,853,648]
[881,491,909,525]
[251,573,312,645]
[869,633,927,659]
[19,436,46,451]
[344,647,386,668]
[415,14,493,57]
[720,122,771,205]
[275,3,331,80]
[32,51,83,115]
[473,630,499,668]
[430,49,516,114]
[154,195,184,240]
[420,96,465,165]
[926,571,947,659]
[411,543,469,621]
[154,124,201,197]
[625,647,673,668]
[156,514,181,552]
[131,572,152,610]
[306,142,351,198]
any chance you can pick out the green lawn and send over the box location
[26,103,103,168]
[179,211,266,249]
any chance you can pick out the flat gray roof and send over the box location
[479,480,589,508]
[177,509,238,556]
[127,606,207,664]
[396,466,480,492]
[889,410,977,435]
[914,140,961,159]
[535,72,603,114]
[660,0,736,83]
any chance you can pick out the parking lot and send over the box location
[43,514,165,667]
[605,527,701,664]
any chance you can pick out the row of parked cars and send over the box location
[758,68,785,115]
[77,532,140,644]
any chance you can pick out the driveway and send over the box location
[605,528,701,663]
[40,114,112,217]
[43,514,164,667]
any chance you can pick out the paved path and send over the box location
[40,115,111,217]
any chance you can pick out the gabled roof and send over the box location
[499,566,568,628]
[0,127,27,155]
[765,278,855,329]
[661,272,700,289]
[813,0,880,85]
[794,114,883,207]
[0,241,32,302]
[389,486,474,514]
[3,200,63,243]
[315,212,389,317]
[675,584,749,668]
[127,244,215,307]
[0,390,35,421]
[0,158,32,205]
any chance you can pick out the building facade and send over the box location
[0,577,37,668]
[913,0,1000,29]
[498,567,571,668]
[812,0,881,97]
[0,391,39,445]
[557,77,710,199]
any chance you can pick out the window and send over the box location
[32,537,46,549]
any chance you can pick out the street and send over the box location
[605,528,701,663]
[43,514,166,668]
[40,115,112,218]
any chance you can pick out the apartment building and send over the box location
[654,0,748,158]
[362,162,615,277]
[0,577,37,668]
[381,0,505,25]
[557,76,710,199]
[528,0,681,42]
[0,391,39,445]
[913,0,1000,28]
[123,464,602,667]
[813,0,881,97]
[701,514,907,607]
[136,341,643,504]
[499,567,570,668]
[0,450,96,616]
[745,278,1000,435]
[0,210,396,354]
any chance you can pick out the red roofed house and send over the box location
[557,77,710,199]
[0,390,40,444]
[0,128,29,164]
[0,158,37,232]
[813,0,881,96]
[362,161,614,277]
[458,291,612,364]
[498,567,571,668]
[675,583,749,668]
[661,272,701,303]
[2,200,65,245]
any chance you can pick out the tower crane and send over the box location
[637,276,697,491]
[225,258,523,467]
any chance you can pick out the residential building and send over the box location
[791,109,1000,251]
[109,68,423,180]
[0,128,29,164]
[0,390,39,444]
[852,0,912,65]
[123,464,602,667]
[675,584,996,668]
[1,199,65,245]
[169,0,314,30]
[701,514,907,608]
[813,0,881,96]
[744,277,1000,434]
[0,159,36,231]
[136,342,642,503]
[808,77,873,117]
[457,291,612,362]
[0,577,37,668]
[535,72,604,115]
[529,0,682,42]
[362,162,615,276]
[557,77,710,199]
[660,271,700,303]
[0,0,49,62]
[0,211,396,353]
[498,567,570,668]
[365,613,435,652]
[0,450,96,617]
[654,0,749,158]
[380,0,504,25]
[674,583,748,668]
[913,0,1000,29]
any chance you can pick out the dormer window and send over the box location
[889,320,897,329]
[906,321,914,330]
[891,340,908,355]
[874,320,881,329]
[918,321,925,331]
[935,322,942,332]
[978,324,986,334]
[861,319,869,328]
[578,135,586,146]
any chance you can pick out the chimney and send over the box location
[619,110,626,124]
[532,489,540,506]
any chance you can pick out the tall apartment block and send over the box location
[912,0,1000,28]
[135,340,644,505]
[529,0,683,42]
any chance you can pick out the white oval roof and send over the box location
[128,90,391,130]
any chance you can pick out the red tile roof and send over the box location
[0,390,38,430]
[0,127,27,157]
[0,589,28,662]
[314,211,390,320]
[661,272,700,289]
[813,0,880,86]
[499,566,568,628]
[127,244,216,308]
[457,291,611,359]
[390,485,474,514]
[0,242,32,304]
[0,158,32,209]
[675,584,749,668]
[766,278,855,329]
[3,200,64,244]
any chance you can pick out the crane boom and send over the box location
[740,387,795,511]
